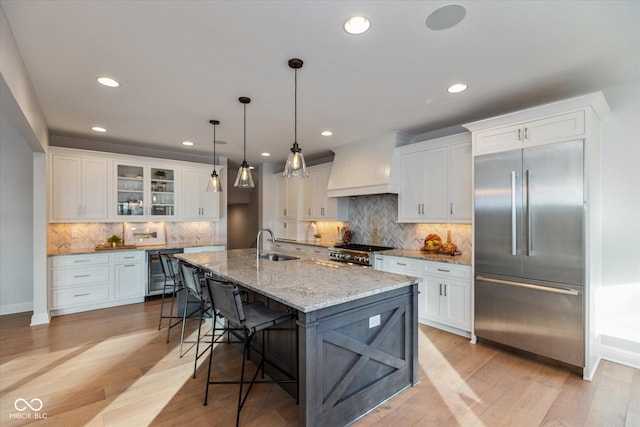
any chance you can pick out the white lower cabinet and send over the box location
[419,261,471,333]
[50,251,145,314]
[375,255,471,336]
[113,252,145,299]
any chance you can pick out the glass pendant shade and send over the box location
[283,142,308,178]
[206,170,222,192]
[234,97,254,188]
[206,119,222,192]
[283,58,309,178]
[234,160,254,188]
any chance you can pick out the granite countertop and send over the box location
[48,241,226,256]
[380,249,472,266]
[175,248,419,313]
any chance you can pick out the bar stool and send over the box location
[178,262,217,377]
[203,277,298,427]
[157,252,184,343]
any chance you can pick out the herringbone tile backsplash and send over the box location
[347,194,471,254]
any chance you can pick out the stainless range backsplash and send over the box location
[347,194,471,254]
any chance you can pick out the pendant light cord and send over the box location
[243,102,247,161]
[213,123,216,172]
[294,67,297,144]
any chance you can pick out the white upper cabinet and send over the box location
[50,154,109,222]
[114,162,177,220]
[397,133,472,223]
[181,166,220,220]
[48,147,227,223]
[472,110,585,156]
[276,174,300,219]
[300,164,348,221]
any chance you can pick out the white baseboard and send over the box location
[0,301,33,316]
[600,335,640,370]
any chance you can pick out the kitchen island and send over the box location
[176,248,420,427]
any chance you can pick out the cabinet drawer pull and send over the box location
[124,264,136,267]
[295,248,302,251]
[524,127,529,139]
[397,262,407,266]
[517,128,522,141]
[443,284,447,297]
[123,256,135,259]
[73,293,90,297]
[439,283,443,296]
[73,274,91,278]
[437,268,450,272]
[73,259,90,263]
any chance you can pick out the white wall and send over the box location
[598,81,640,368]
[0,108,34,314]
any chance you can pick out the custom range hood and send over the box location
[327,131,411,197]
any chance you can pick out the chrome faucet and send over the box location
[256,228,274,263]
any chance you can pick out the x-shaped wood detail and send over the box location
[321,307,406,409]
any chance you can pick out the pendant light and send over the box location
[234,97,255,188]
[206,119,222,192]
[283,58,309,178]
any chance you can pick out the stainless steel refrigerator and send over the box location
[474,139,584,368]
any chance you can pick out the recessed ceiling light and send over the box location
[447,83,468,93]
[261,152,271,157]
[182,141,194,146]
[91,126,107,132]
[321,130,333,136]
[344,16,370,35]
[97,77,120,87]
[426,4,466,31]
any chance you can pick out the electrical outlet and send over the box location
[369,314,380,328]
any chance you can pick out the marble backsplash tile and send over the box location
[345,194,472,254]
[48,221,217,252]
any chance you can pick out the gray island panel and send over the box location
[176,248,420,427]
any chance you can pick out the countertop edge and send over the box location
[48,242,226,256]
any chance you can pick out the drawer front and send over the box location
[306,246,328,258]
[384,256,418,275]
[52,254,109,268]
[52,285,110,308]
[52,266,110,288]
[113,251,144,262]
[420,261,470,279]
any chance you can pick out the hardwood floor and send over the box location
[1,301,638,426]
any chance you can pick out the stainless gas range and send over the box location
[328,244,394,266]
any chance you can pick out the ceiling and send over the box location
[2,0,638,167]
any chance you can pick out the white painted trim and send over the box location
[30,312,50,326]
[32,151,49,326]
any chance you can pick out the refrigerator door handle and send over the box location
[511,170,517,255]
[526,169,533,256]
[476,275,579,296]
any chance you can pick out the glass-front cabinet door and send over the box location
[150,167,175,217]
[115,163,177,219]
[116,164,145,216]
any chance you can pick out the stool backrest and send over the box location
[158,251,177,279]
[179,262,202,298]
[206,278,246,326]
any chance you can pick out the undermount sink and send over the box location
[259,253,299,261]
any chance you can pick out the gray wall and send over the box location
[0,107,34,314]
